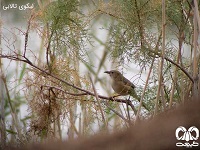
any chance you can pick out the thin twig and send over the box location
[193,0,200,32]
[0,54,138,106]
[164,57,193,83]
[42,85,89,96]
[1,75,24,142]
[169,32,183,107]
[146,45,194,83]
[126,100,131,121]
[192,1,198,99]
[104,102,129,124]
[23,14,33,58]
[136,58,154,120]
[155,0,166,115]
[160,84,166,111]
[46,25,55,73]
[136,29,162,120]
[127,100,137,115]
[89,75,107,127]
[135,0,144,47]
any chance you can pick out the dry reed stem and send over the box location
[136,58,154,120]
[89,75,107,128]
[154,0,166,115]
[192,1,199,99]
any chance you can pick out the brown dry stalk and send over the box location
[169,33,182,107]
[192,1,199,99]
[89,75,107,127]
[1,75,24,142]
[155,0,166,115]
[104,102,129,124]
[136,58,154,120]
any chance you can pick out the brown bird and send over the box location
[104,70,148,110]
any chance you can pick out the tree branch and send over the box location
[148,50,194,83]
[0,54,137,107]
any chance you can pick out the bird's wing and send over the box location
[122,77,136,89]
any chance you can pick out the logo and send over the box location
[176,126,199,148]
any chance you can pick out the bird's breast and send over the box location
[111,81,131,96]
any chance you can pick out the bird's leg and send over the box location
[110,94,121,99]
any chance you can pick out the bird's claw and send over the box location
[108,94,120,100]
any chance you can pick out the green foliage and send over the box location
[0,0,199,148]
[107,0,162,66]
[42,0,87,60]
[44,0,79,28]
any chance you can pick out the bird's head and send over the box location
[104,70,122,80]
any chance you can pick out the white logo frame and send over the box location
[176,126,199,148]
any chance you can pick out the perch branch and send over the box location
[0,54,136,108]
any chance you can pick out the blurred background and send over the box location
[0,0,198,148]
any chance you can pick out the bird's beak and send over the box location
[104,71,110,74]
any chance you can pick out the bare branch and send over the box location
[0,54,134,106]
[24,14,33,57]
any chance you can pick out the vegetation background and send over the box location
[0,0,199,148]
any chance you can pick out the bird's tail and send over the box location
[130,89,149,111]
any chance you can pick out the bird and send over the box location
[104,70,148,110]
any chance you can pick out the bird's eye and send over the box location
[111,72,113,74]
